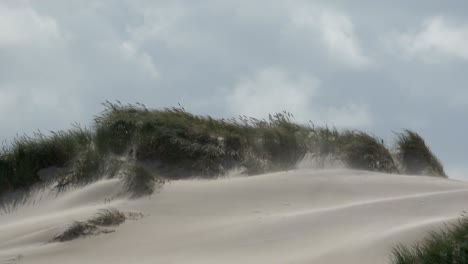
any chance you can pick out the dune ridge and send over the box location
[1,169,467,264]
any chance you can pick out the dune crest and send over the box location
[1,169,467,264]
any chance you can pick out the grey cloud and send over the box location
[1,0,468,178]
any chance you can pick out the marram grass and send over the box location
[0,128,92,193]
[52,208,126,242]
[391,216,468,264]
[0,102,447,196]
[396,130,446,177]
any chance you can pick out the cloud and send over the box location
[396,16,468,61]
[0,3,82,135]
[126,3,187,49]
[226,68,318,121]
[291,7,372,68]
[0,88,18,113]
[225,67,373,128]
[322,104,373,128]
[0,2,165,139]
[117,41,160,80]
[0,4,63,46]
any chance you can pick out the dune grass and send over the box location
[0,102,447,197]
[53,221,100,242]
[0,128,92,193]
[337,131,397,173]
[88,208,126,226]
[56,147,104,188]
[93,102,399,177]
[122,163,165,198]
[396,130,446,177]
[52,208,126,242]
[391,217,468,264]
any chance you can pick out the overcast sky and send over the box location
[1,0,467,178]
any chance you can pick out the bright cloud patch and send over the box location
[0,4,63,46]
[397,16,468,61]
[318,11,372,68]
[127,3,186,48]
[226,68,373,128]
[226,68,317,121]
[0,88,18,113]
[292,7,371,68]
[118,41,160,80]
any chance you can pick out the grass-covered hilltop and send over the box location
[0,102,446,196]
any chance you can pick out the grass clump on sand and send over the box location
[53,221,100,242]
[94,103,312,176]
[94,102,400,177]
[0,102,447,197]
[53,208,126,242]
[391,217,468,264]
[337,131,397,173]
[0,128,92,193]
[300,128,397,172]
[122,163,165,198]
[396,130,446,177]
[88,208,126,226]
[55,147,104,190]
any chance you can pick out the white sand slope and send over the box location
[1,169,468,264]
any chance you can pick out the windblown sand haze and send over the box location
[1,169,468,264]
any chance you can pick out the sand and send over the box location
[1,169,468,264]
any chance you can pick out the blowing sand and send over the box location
[1,169,468,264]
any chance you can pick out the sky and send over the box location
[1,0,467,178]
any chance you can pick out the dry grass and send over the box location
[88,209,126,226]
[52,221,100,242]
[52,208,126,242]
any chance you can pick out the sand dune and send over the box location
[1,169,468,264]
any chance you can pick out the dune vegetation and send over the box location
[392,216,468,264]
[396,130,446,177]
[0,102,446,196]
[52,208,126,242]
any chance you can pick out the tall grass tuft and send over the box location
[52,221,99,242]
[338,131,398,173]
[396,130,446,177]
[52,208,127,242]
[88,208,126,226]
[122,163,165,197]
[391,217,468,264]
[0,128,92,193]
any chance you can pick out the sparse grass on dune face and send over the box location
[396,130,446,177]
[0,102,448,198]
[53,221,99,242]
[88,209,126,226]
[122,163,165,198]
[391,217,468,264]
[52,208,127,242]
